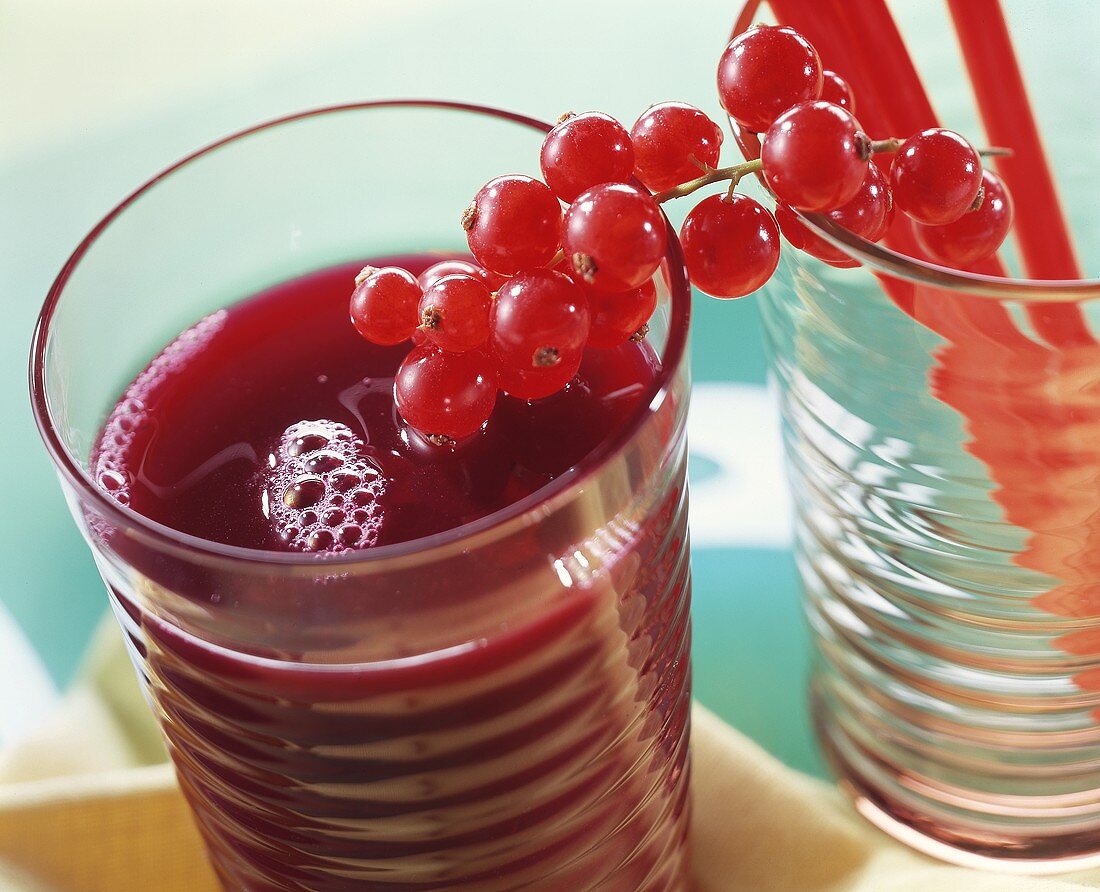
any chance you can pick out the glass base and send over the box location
[813,684,1100,874]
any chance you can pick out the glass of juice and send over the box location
[731,0,1100,871]
[31,101,693,890]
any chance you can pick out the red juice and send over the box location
[91,257,692,890]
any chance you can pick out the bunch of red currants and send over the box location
[717,25,1013,273]
[350,24,1014,444]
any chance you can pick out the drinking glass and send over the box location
[737,0,1100,872]
[30,101,693,890]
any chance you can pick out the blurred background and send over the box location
[21,0,1034,778]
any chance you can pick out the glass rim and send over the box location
[794,214,1100,302]
[730,0,1100,302]
[29,99,693,569]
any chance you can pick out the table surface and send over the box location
[0,0,863,776]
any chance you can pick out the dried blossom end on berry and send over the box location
[572,253,598,283]
[419,307,442,330]
[534,346,561,368]
[460,203,478,231]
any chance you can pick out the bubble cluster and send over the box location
[92,311,228,506]
[265,419,386,553]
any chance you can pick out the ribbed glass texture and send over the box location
[763,256,1100,868]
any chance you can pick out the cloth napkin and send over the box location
[2,621,1098,892]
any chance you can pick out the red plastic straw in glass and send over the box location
[946,0,1091,347]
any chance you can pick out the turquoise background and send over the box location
[0,0,837,775]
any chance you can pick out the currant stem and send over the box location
[869,137,902,155]
[652,139,1012,204]
[653,160,762,203]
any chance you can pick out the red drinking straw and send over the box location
[946,0,1091,347]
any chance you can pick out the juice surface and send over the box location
[92,256,660,552]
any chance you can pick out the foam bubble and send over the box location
[308,529,335,550]
[338,524,362,546]
[282,476,325,509]
[97,469,129,493]
[263,419,387,553]
[288,433,330,458]
[306,451,345,474]
[330,471,361,492]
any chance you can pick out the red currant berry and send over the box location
[417,259,505,292]
[834,162,893,241]
[774,205,858,269]
[762,101,869,212]
[418,274,493,354]
[495,361,579,402]
[463,175,562,276]
[490,270,590,401]
[585,280,658,348]
[680,193,781,298]
[774,165,892,269]
[819,70,855,114]
[717,25,823,133]
[349,266,421,345]
[540,112,635,203]
[890,128,982,225]
[394,346,498,441]
[914,169,1013,266]
[630,101,724,192]
[562,183,667,292]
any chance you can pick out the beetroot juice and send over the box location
[88,257,692,890]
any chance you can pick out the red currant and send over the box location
[679,193,781,298]
[349,266,421,345]
[463,175,562,276]
[394,346,498,441]
[563,183,667,292]
[914,169,1013,266]
[819,70,855,114]
[540,112,635,202]
[418,274,493,353]
[630,101,724,192]
[417,259,505,292]
[495,361,579,402]
[585,280,658,348]
[761,101,869,212]
[774,165,893,268]
[834,162,893,240]
[490,269,590,399]
[775,206,857,269]
[717,25,823,133]
[890,128,982,225]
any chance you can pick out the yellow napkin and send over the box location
[3,621,1100,892]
